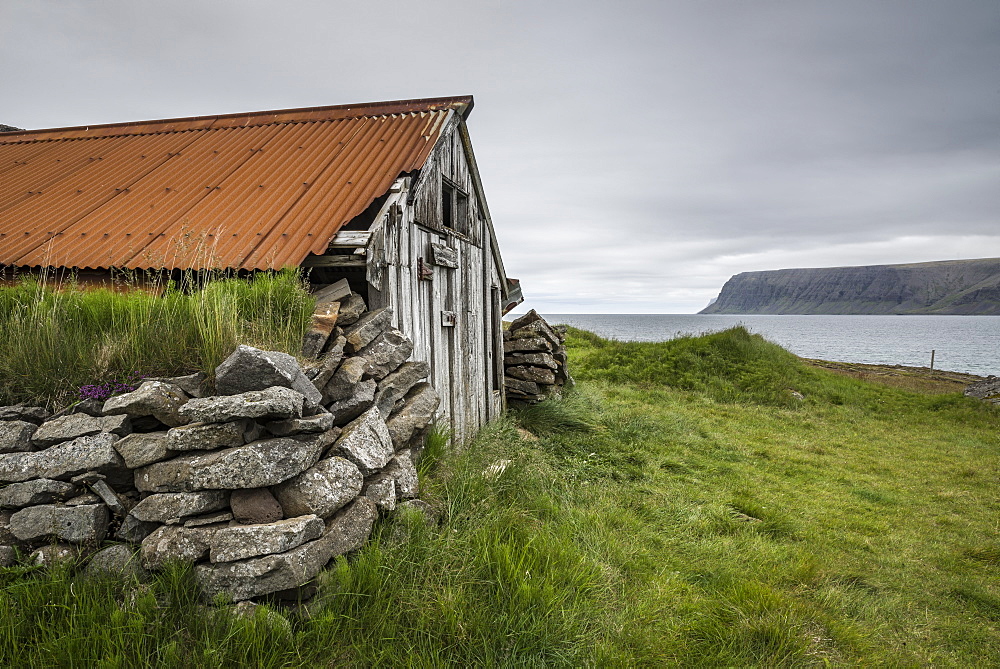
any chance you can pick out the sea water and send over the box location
[542,314,1000,377]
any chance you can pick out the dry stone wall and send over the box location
[0,283,440,602]
[503,310,571,404]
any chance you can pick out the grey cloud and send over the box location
[2,0,998,313]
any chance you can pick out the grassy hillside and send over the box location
[2,327,998,666]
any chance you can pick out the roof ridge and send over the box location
[0,95,474,143]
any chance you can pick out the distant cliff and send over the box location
[701,258,1000,315]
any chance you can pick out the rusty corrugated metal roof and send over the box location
[0,96,471,270]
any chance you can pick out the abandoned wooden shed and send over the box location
[0,96,521,442]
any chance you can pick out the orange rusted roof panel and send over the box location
[0,96,471,270]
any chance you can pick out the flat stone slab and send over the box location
[0,479,77,509]
[336,293,367,327]
[322,356,367,404]
[0,432,124,483]
[209,515,325,563]
[386,383,440,449]
[373,361,429,417]
[507,365,556,385]
[0,406,50,424]
[343,308,393,354]
[166,420,248,451]
[504,352,558,370]
[135,436,325,493]
[85,544,147,579]
[141,524,219,569]
[129,491,229,524]
[265,413,334,437]
[10,503,108,544]
[273,456,363,518]
[215,345,322,406]
[0,420,38,454]
[503,337,553,354]
[113,432,173,469]
[309,336,346,391]
[333,408,393,475]
[102,381,190,427]
[358,329,413,380]
[327,379,376,426]
[31,414,131,448]
[178,387,304,424]
[195,496,376,601]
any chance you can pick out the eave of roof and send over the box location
[0,96,472,271]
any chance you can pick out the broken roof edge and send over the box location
[1,95,474,143]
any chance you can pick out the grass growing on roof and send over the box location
[1,326,998,665]
[0,270,313,408]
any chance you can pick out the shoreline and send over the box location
[800,358,984,395]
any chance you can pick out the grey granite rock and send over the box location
[336,292,367,327]
[215,345,322,406]
[384,449,419,499]
[333,408,393,475]
[129,491,229,524]
[85,544,147,579]
[309,336,346,390]
[503,337,553,354]
[10,503,108,544]
[178,387,305,424]
[183,510,234,527]
[141,524,218,569]
[343,308,393,354]
[115,514,159,544]
[143,372,207,398]
[31,413,131,448]
[0,420,37,454]
[31,544,81,568]
[209,515,325,563]
[273,456,363,519]
[362,475,396,512]
[504,351,558,370]
[135,435,325,493]
[327,379,376,426]
[166,420,248,451]
[373,362,429,417]
[113,432,173,469]
[357,329,413,380]
[265,412,334,437]
[321,356,367,404]
[0,545,16,567]
[0,479,77,509]
[385,383,440,449]
[0,406,50,425]
[1,510,21,546]
[230,488,284,525]
[506,365,556,385]
[194,496,376,601]
[102,381,190,427]
[0,432,124,483]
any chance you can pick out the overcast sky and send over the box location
[3,0,998,312]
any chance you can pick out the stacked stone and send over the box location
[0,285,439,602]
[503,310,571,404]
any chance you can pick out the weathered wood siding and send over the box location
[368,114,503,444]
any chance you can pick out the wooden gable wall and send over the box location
[367,112,504,444]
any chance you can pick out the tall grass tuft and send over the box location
[0,270,313,408]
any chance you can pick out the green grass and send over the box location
[0,270,314,408]
[2,326,999,666]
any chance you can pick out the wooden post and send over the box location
[930,349,935,370]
